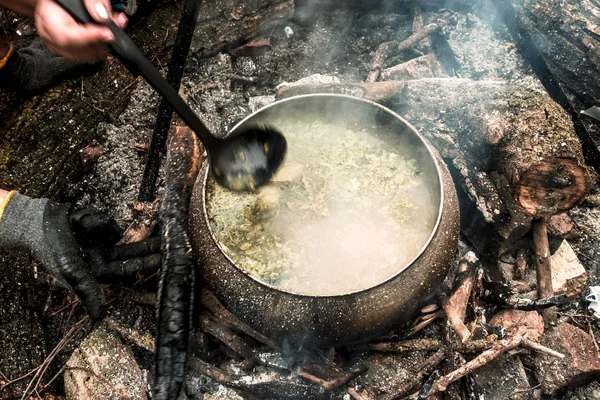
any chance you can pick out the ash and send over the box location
[6,0,600,399]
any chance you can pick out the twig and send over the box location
[406,310,444,337]
[532,217,557,325]
[298,367,367,392]
[39,365,65,392]
[366,23,440,82]
[589,319,600,355]
[0,368,38,394]
[47,299,81,317]
[522,339,565,358]
[20,316,90,399]
[355,338,494,355]
[508,383,541,398]
[482,281,566,311]
[104,316,155,353]
[427,334,525,395]
[187,356,230,383]
[198,313,258,364]
[356,338,442,353]
[514,248,528,280]
[105,286,156,306]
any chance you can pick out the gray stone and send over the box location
[531,322,600,395]
[472,355,531,400]
[64,324,149,400]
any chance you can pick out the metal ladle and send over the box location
[56,0,287,192]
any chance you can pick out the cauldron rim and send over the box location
[198,94,446,298]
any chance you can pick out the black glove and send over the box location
[0,192,110,318]
[0,38,94,93]
[70,208,162,278]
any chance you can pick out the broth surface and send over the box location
[206,115,438,295]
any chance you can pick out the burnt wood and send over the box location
[154,126,202,399]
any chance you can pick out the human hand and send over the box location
[0,192,112,318]
[70,208,162,279]
[34,0,128,62]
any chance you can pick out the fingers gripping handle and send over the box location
[53,0,94,23]
[53,0,145,75]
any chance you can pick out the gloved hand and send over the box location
[70,207,162,279]
[0,38,94,93]
[0,191,118,319]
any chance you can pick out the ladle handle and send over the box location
[54,0,219,149]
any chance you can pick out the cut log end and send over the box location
[515,157,591,217]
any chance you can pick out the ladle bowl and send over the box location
[190,95,460,348]
[55,0,287,193]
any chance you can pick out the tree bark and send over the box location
[511,0,600,110]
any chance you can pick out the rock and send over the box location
[489,309,545,340]
[547,212,575,238]
[530,322,600,395]
[472,355,531,400]
[64,324,149,399]
[352,352,429,396]
[550,240,587,297]
[230,38,271,57]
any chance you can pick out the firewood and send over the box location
[356,338,442,353]
[154,126,202,399]
[108,237,161,260]
[427,334,524,395]
[482,281,566,311]
[366,23,442,82]
[197,313,259,365]
[440,251,479,343]
[200,290,279,350]
[187,356,230,383]
[533,218,557,325]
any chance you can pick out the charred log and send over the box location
[482,281,567,311]
[154,126,202,400]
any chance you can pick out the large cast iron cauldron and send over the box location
[189,94,460,348]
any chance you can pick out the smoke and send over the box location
[208,97,440,296]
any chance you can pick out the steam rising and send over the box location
[206,98,440,296]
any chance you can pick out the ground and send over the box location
[1,0,600,399]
